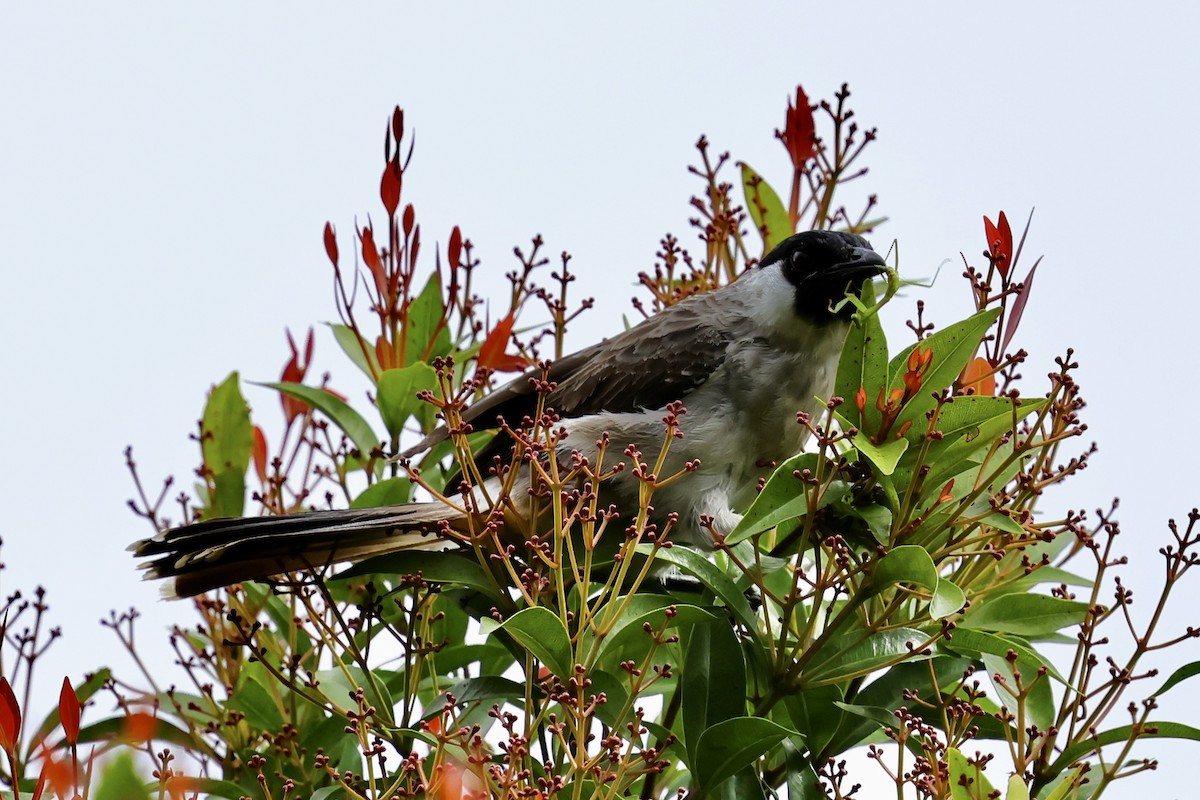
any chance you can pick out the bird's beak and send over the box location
[832,246,888,281]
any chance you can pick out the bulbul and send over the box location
[132,230,888,597]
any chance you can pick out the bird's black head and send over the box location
[760,230,887,320]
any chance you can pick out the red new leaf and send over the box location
[280,328,315,425]
[403,204,415,236]
[361,226,386,296]
[251,425,268,483]
[323,222,338,266]
[380,157,401,218]
[0,677,21,754]
[984,212,1014,278]
[58,677,80,746]
[778,85,816,168]
[448,225,462,269]
[477,312,528,373]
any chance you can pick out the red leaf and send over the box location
[323,222,338,267]
[448,225,462,269]
[476,312,527,373]
[403,204,415,236]
[937,479,956,504]
[0,677,21,754]
[58,677,80,746]
[779,85,816,168]
[1000,257,1040,355]
[280,328,314,425]
[251,425,268,483]
[380,157,401,218]
[391,106,404,145]
[361,226,386,296]
[984,212,1014,278]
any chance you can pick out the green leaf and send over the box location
[888,308,1001,435]
[201,372,252,517]
[351,475,415,507]
[336,550,501,601]
[980,650,1056,736]
[439,676,527,706]
[863,545,939,599]
[595,595,720,667]
[404,273,451,366]
[729,453,848,543]
[1044,721,1200,778]
[260,381,382,472]
[1007,774,1032,800]
[683,620,747,765]
[930,579,967,619]
[962,593,1089,637]
[1039,767,1088,800]
[228,665,283,731]
[327,322,380,379]
[75,714,200,752]
[941,627,1067,684]
[1153,660,1200,698]
[176,778,252,800]
[807,627,928,684]
[636,544,757,629]
[947,746,995,800]
[842,419,909,476]
[834,279,887,433]
[93,752,152,800]
[377,362,438,437]
[740,162,792,250]
[783,684,844,757]
[784,741,825,800]
[693,716,796,790]
[497,607,573,679]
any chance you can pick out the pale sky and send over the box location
[2,3,1198,796]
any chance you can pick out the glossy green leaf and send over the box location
[783,683,844,757]
[201,372,252,517]
[377,362,438,437]
[931,579,967,619]
[1007,774,1032,800]
[982,650,1055,734]
[942,627,1067,684]
[404,272,451,366]
[1039,767,1088,800]
[947,746,995,800]
[351,475,414,507]
[784,741,825,800]
[963,593,1089,637]
[440,676,526,706]
[228,667,283,731]
[260,381,382,472]
[336,550,501,600]
[683,620,747,765]
[843,420,909,476]
[327,322,380,380]
[728,454,850,543]
[888,308,1001,434]
[863,545,939,599]
[740,162,792,250]
[497,607,573,680]
[75,712,200,752]
[834,279,887,433]
[807,627,927,684]
[595,595,720,666]
[1044,721,1200,779]
[636,544,757,629]
[1153,660,1200,698]
[94,752,152,800]
[693,716,796,790]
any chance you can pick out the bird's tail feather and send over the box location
[130,504,464,599]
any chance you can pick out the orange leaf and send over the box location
[779,84,816,168]
[960,356,996,397]
[123,711,156,743]
[477,312,527,373]
[361,226,386,295]
[0,677,21,754]
[58,678,80,746]
[251,425,268,483]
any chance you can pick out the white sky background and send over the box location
[2,2,1199,797]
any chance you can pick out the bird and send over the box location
[132,230,888,598]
